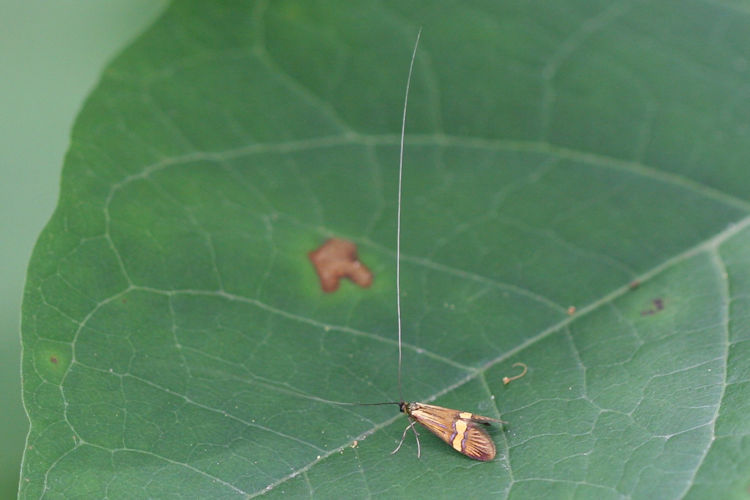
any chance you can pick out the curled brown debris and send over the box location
[308,238,373,293]
[502,362,528,385]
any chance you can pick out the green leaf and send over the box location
[21,1,750,498]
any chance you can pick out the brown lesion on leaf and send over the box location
[308,238,373,293]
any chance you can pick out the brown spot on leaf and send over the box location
[308,238,373,293]
[567,306,576,315]
[50,356,58,364]
[629,280,640,290]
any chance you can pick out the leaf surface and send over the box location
[21,1,750,498]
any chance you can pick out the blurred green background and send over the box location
[0,2,168,497]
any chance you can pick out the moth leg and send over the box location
[391,419,420,457]
[410,419,421,458]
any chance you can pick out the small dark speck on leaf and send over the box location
[309,238,373,293]
[50,356,58,364]
[641,297,665,316]
[629,280,640,290]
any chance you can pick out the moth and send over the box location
[395,402,502,461]
[318,29,505,461]
[368,28,504,461]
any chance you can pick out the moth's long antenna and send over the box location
[397,28,422,404]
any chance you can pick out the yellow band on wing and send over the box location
[452,419,468,452]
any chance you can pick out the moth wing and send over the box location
[460,422,497,461]
[407,403,499,461]
[468,413,505,425]
[407,404,456,444]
